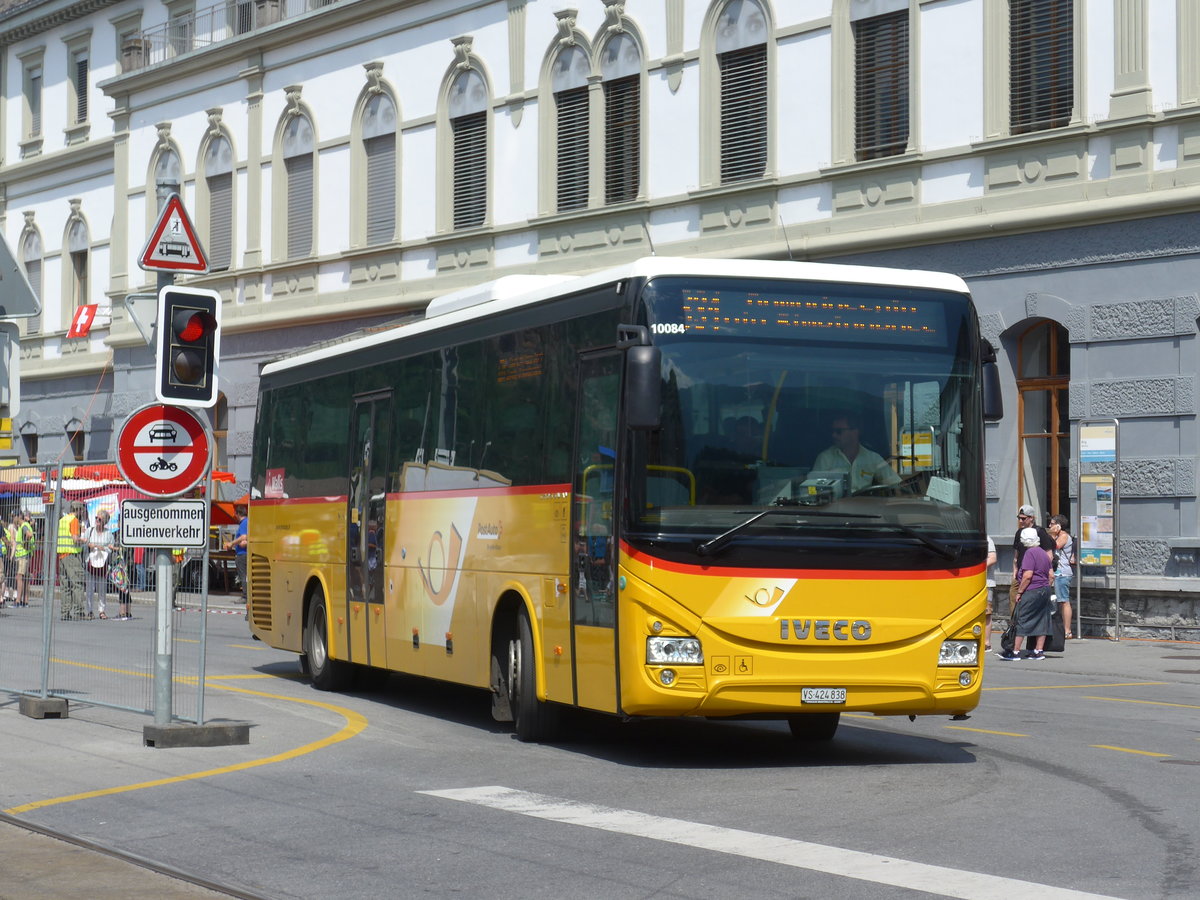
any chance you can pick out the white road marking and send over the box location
[420,786,1124,900]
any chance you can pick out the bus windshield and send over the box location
[625,276,983,569]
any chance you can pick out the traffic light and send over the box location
[155,285,221,407]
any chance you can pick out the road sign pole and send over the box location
[154,547,174,725]
[154,266,175,726]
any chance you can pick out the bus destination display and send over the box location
[648,285,949,347]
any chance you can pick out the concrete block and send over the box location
[18,696,69,719]
[143,722,251,748]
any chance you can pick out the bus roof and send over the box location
[260,256,971,377]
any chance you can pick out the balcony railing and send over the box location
[122,0,341,72]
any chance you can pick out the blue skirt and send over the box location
[1015,585,1053,636]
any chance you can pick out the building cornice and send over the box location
[0,0,123,44]
[0,134,114,184]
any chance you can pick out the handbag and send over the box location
[87,529,110,572]
[108,553,129,593]
[999,616,1018,654]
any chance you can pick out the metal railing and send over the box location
[123,0,341,72]
[0,463,242,723]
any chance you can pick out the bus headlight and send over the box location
[939,640,978,666]
[646,636,703,665]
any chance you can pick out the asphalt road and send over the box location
[1,610,1197,899]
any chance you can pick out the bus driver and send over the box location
[811,412,902,493]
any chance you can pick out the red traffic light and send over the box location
[156,286,221,408]
[174,310,213,343]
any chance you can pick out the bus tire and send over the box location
[509,608,561,743]
[787,712,840,742]
[306,592,352,692]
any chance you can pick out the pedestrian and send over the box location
[998,527,1054,660]
[0,512,12,606]
[1048,514,1076,639]
[14,510,34,607]
[1009,504,1055,614]
[225,502,249,603]
[985,535,997,651]
[83,509,114,619]
[57,502,87,620]
[132,545,146,591]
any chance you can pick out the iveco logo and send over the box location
[779,619,872,641]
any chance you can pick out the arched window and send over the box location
[449,69,488,229]
[205,136,234,270]
[66,218,89,316]
[552,46,590,213]
[21,229,42,335]
[362,93,397,244]
[1017,320,1070,517]
[601,32,641,205]
[282,115,315,258]
[154,148,181,204]
[715,0,768,184]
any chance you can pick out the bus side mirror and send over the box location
[625,346,662,430]
[981,339,1003,422]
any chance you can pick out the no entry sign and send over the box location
[117,403,212,496]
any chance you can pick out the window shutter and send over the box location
[604,75,640,204]
[1010,0,1073,135]
[25,259,41,335]
[719,44,768,184]
[854,11,909,161]
[365,133,396,243]
[30,70,42,136]
[556,86,589,212]
[74,54,88,123]
[286,154,314,259]
[452,111,487,229]
[208,172,233,270]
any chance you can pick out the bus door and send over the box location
[347,390,392,669]
[571,353,621,713]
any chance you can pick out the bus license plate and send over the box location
[802,688,846,704]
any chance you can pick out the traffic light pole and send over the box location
[154,267,175,726]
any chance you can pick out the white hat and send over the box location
[1019,527,1039,548]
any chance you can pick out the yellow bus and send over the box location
[248,257,1000,742]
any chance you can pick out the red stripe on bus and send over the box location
[620,542,985,580]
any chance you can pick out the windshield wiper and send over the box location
[696,508,806,556]
[695,509,961,561]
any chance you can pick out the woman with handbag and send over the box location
[998,527,1054,661]
[83,509,114,619]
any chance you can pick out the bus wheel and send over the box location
[508,608,561,743]
[306,593,352,692]
[787,712,840,741]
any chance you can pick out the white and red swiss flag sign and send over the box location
[66,304,99,339]
[116,403,212,497]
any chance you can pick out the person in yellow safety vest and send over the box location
[13,511,34,607]
[57,502,88,620]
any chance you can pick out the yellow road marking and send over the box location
[1090,745,1171,758]
[3,681,367,815]
[229,643,271,651]
[983,682,1165,691]
[1083,696,1200,710]
[946,725,1029,737]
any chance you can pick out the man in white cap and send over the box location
[1010,504,1055,614]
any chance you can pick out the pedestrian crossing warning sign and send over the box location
[139,193,209,273]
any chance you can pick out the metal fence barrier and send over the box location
[0,462,242,723]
